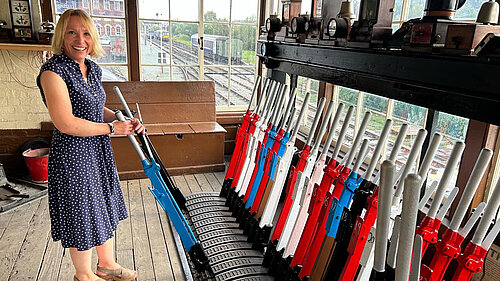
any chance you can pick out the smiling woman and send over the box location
[36,9,144,281]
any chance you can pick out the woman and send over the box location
[37,9,142,281]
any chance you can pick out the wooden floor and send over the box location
[0,171,225,281]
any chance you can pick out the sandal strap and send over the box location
[97,265,136,279]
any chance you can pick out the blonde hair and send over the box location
[52,9,104,59]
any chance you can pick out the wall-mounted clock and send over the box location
[9,0,35,42]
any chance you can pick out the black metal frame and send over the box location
[257,40,500,125]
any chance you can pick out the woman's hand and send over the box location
[112,118,146,135]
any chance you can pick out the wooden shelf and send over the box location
[0,43,51,51]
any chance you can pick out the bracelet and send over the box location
[107,123,115,135]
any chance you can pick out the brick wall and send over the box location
[0,50,51,129]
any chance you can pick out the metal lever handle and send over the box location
[113,86,133,118]
[115,111,146,162]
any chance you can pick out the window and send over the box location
[138,0,259,110]
[296,76,320,134]
[54,0,128,81]
[390,100,427,169]
[105,24,112,36]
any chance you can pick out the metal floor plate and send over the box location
[183,191,274,280]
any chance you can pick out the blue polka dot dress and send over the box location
[37,54,128,251]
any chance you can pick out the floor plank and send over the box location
[193,174,212,193]
[139,179,176,281]
[9,197,51,280]
[0,199,40,280]
[157,209,186,281]
[128,179,155,281]
[0,210,14,240]
[116,180,135,272]
[173,176,191,195]
[205,173,222,193]
[184,175,202,194]
[58,248,75,281]
[1,160,232,281]
[37,238,64,281]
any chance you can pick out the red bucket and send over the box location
[22,148,49,183]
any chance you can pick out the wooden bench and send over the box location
[103,81,226,179]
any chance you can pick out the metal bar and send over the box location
[394,174,421,281]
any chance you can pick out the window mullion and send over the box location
[198,0,204,80]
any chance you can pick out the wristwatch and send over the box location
[107,123,115,135]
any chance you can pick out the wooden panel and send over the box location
[224,125,238,141]
[225,141,236,155]
[142,124,164,135]
[106,103,215,124]
[103,81,215,104]
[160,123,194,135]
[189,122,226,134]
[216,112,244,125]
[111,132,225,177]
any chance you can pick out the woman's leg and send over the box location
[69,248,100,281]
[95,238,117,269]
[96,237,137,279]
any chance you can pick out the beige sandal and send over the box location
[73,275,104,281]
[95,265,137,281]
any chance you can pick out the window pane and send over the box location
[172,66,199,80]
[142,66,170,81]
[455,1,482,19]
[232,0,258,23]
[101,65,128,81]
[204,0,230,22]
[171,0,198,21]
[352,0,362,21]
[425,112,469,203]
[139,0,169,19]
[140,21,170,65]
[361,93,389,152]
[393,0,403,22]
[205,67,229,107]
[92,0,124,17]
[54,0,90,14]
[203,24,230,65]
[297,76,319,133]
[172,22,199,65]
[229,68,255,107]
[232,25,257,66]
[407,0,426,19]
[339,86,359,146]
[389,100,427,169]
[95,18,127,64]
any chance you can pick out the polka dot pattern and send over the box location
[36,54,128,251]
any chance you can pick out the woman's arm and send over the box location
[40,70,138,136]
[103,107,118,123]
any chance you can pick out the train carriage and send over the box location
[191,34,243,64]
